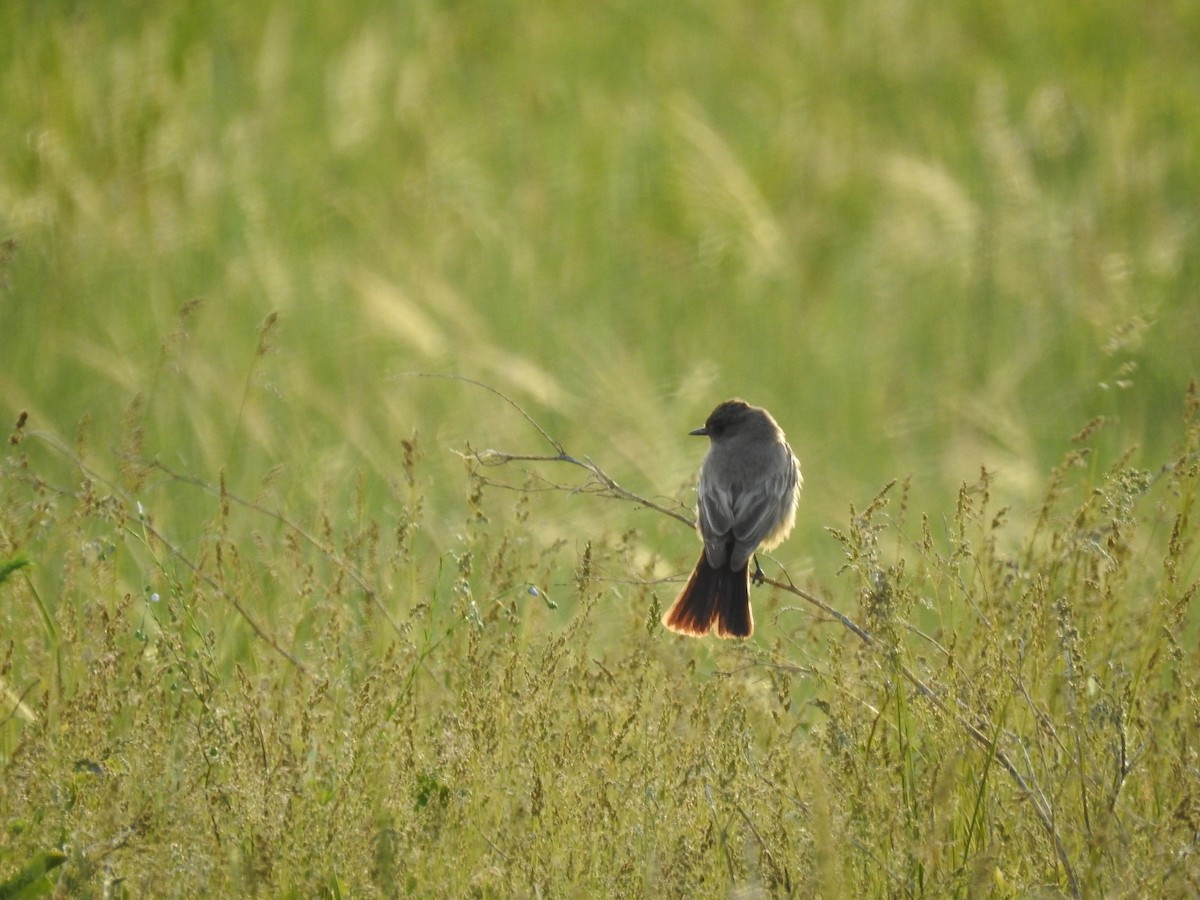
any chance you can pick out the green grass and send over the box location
[2,396,1197,896]
[2,1,1199,896]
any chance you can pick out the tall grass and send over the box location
[2,0,1199,895]
[1,386,1197,895]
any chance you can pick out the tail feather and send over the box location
[714,571,753,638]
[662,551,753,639]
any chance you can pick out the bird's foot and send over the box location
[751,557,767,586]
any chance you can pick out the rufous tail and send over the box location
[661,550,753,638]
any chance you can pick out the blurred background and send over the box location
[2,0,1197,577]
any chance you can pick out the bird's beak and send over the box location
[689,426,709,437]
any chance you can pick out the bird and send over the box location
[661,399,802,638]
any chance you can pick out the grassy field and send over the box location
[2,1,1199,896]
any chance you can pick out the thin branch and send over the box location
[392,371,564,454]
[138,457,403,638]
[397,372,696,528]
[759,565,875,645]
[896,661,1079,896]
[133,507,314,678]
[464,446,695,529]
[29,433,314,680]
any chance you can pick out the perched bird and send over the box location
[662,399,801,638]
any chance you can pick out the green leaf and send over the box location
[0,555,31,587]
[0,851,68,899]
